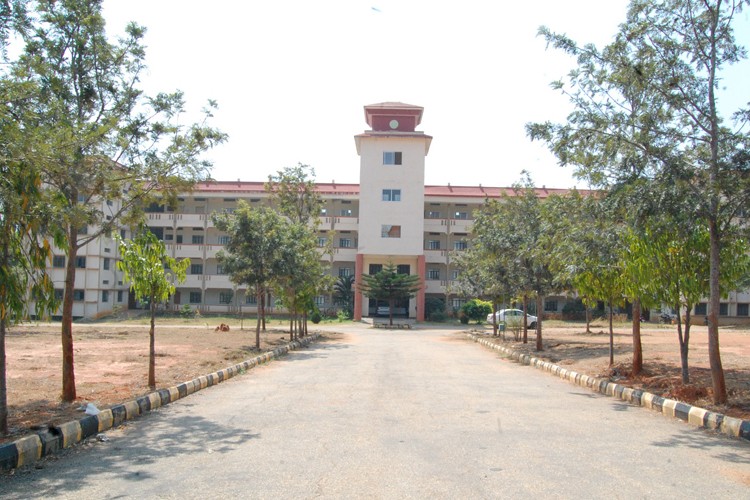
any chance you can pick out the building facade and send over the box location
[45,102,750,324]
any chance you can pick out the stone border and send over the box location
[0,333,320,472]
[468,333,750,443]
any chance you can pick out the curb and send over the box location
[0,333,320,472]
[467,333,750,443]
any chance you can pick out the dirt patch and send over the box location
[3,322,335,445]
[477,322,750,421]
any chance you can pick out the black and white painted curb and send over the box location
[468,332,750,443]
[0,333,320,472]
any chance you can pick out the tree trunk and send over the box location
[61,227,78,402]
[261,291,267,332]
[0,316,7,435]
[149,300,156,390]
[522,295,529,343]
[632,298,643,376]
[492,299,498,337]
[708,218,726,403]
[585,304,591,334]
[255,289,263,350]
[678,304,691,384]
[608,300,614,366]
[535,293,543,352]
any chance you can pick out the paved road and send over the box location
[2,325,749,498]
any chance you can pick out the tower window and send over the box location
[383,152,402,165]
[382,189,401,201]
[381,225,401,238]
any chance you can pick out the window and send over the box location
[339,209,352,216]
[216,265,226,275]
[453,240,468,251]
[339,238,352,248]
[54,289,64,301]
[117,290,123,303]
[77,225,88,235]
[451,270,459,280]
[382,189,401,201]
[369,264,383,275]
[103,258,110,271]
[314,296,326,306]
[246,294,257,305]
[381,225,401,238]
[454,212,468,220]
[383,151,402,165]
[397,265,410,275]
[451,298,466,310]
[120,230,127,239]
[104,247,111,253]
[339,267,352,277]
[102,280,109,285]
[427,240,440,250]
[427,269,440,280]
[102,291,109,303]
[219,292,233,304]
[73,289,85,301]
[106,199,113,206]
[320,208,328,216]
[720,303,729,316]
[165,234,174,241]
[218,235,231,245]
[695,303,707,315]
[738,303,749,316]
[190,263,203,275]
[545,300,558,312]
[189,292,202,304]
[176,235,183,244]
[76,256,86,268]
[317,237,328,247]
[426,211,440,219]
[53,255,66,268]
[192,235,204,244]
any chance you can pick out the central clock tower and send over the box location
[353,102,432,321]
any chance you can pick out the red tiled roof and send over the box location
[192,181,590,199]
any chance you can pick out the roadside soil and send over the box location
[2,319,748,445]
[2,321,324,445]
[477,320,750,422]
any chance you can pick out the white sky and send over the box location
[101,0,749,189]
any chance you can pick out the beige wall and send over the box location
[358,136,427,256]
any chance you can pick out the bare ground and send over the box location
[2,319,748,445]
[476,321,750,422]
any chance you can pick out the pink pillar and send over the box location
[417,254,426,322]
[354,253,364,321]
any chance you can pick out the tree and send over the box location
[6,0,225,401]
[358,263,421,326]
[0,78,60,433]
[117,229,189,390]
[265,164,328,337]
[528,0,750,402]
[212,203,287,348]
[461,299,492,324]
[333,275,355,319]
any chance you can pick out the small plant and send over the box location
[336,310,349,322]
[310,310,322,324]
[180,304,195,320]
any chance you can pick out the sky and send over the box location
[101,0,750,190]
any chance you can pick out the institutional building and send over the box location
[46,102,750,323]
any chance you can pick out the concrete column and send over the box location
[417,254,426,322]
[354,253,364,320]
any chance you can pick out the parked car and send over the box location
[486,309,538,328]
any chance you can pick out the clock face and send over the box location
[389,119,399,129]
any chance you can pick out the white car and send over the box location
[486,309,537,328]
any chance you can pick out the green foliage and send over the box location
[333,275,355,319]
[425,297,446,322]
[117,228,189,389]
[2,0,225,401]
[180,304,196,320]
[461,299,492,324]
[310,309,322,324]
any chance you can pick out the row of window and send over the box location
[57,289,125,303]
[53,256,113,270]
[694,303,749,316]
